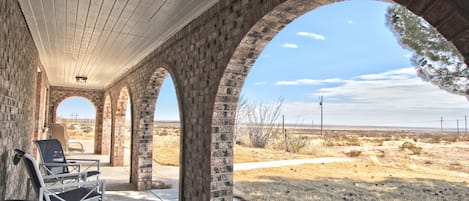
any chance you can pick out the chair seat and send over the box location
[50,187,101,201]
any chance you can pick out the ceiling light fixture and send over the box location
[75,76,88,83]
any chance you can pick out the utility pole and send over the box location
[71,113,79,124]
[465,115,467,135]
[457,120,460,137]
[319,96,323,136]
[440,116,443,134]
[283,115,289,152]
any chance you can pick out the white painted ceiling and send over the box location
[18,0,218,89]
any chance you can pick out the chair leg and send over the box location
[26,178,30,200]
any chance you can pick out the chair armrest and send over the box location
[45,179,104,190]
[66,159,100,171]
[43,171,87,182]
[66,158,99,163]
[43,162,81,168]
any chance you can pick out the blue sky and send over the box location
[57,0,469,128]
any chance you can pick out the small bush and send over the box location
[449,162,463,170]
[377,150,385,158]
[345,150,362,157]
[288,135,307,153]
[345,135,361,146]
[377,139,384,146]
[399,141,422,155]
[382,134,393,141]
[441,135,459,143]
[429,135,442,143]
[323,138,336,147]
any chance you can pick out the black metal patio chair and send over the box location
[13,149,105,201]
[34,139,100,183]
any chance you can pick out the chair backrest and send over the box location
[14,149,45,196]
[34,139,70,175]
[50,123,69,152]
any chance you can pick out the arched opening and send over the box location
[131,66,183,191]
[56,96,97,153]
[152,75,181,197]
[111,86,132,169]
[213,0,469,200]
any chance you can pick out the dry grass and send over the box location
[234,161,469,201]
[233,144,315,163]
[68,130,94,140]
[153,135,180,166]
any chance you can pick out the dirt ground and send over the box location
[232,133,469,201]
[234,160,469,201]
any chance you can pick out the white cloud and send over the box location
[275,78,345,86]
[277,67,469,127]
[282,43,299,48]
[356,67,416,80]
[347,20,353,24]
[254,82,268,85]
[404,53,412,58]
[313,67,468,111]
[276,79,320,86]
[297,32,326,40]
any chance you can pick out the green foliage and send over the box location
[386,5,469,97]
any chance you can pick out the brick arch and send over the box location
[48,86,104,153]
[110,85,132,167]
[97,94,112,155]
[136,66,181,189]
[212,0,469,199]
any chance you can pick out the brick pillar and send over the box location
[111,87,129,166]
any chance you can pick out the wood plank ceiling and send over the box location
[18,0,218,89]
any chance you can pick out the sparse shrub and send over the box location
[345,150,362,157]
[377,139,384,146]
[269,134,287,151]
[323,137,336,147]
[462,135,469,142]
[429,135,442,143]
[288,135,307,153]
[345,135,361,146]
[399,141,423,155]
[241,98,283,148]
[377,150,385,158]
[382,134,393,141]
[441,135,459,143]
[449,162,463,170]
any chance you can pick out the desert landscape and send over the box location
[65,119,469,200]
[152,122,469,201]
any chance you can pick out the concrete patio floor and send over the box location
[68,152,178,201]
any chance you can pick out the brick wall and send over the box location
[48,86,104,154]
[0,0,44,199]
